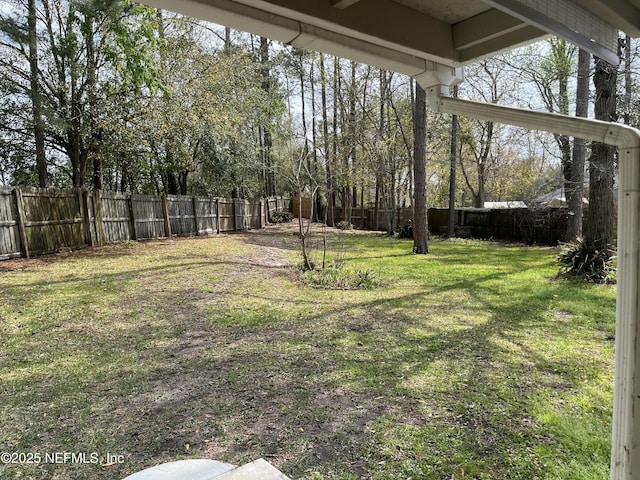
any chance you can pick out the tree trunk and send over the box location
[624,35,632,126]
[310,57,322,222]
[260,37,276,196]
[28,0,48,187]
[86,16,102,191]
[412,83,429,254]
[332,57,339,221]
[388,173,397,235]
[167,170,180,195]
[342,61,358,224]
[585,55,617,248]
[320,53,334,226]
[447,85,458,237]
[224,27,231,54]
[567,48,589,241]
[556,51,573,238]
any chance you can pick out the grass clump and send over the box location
[302,266,381,290]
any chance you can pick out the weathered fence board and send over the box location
[0,190,291,260]
[132,194,166,240]
[218,199,235,232]
[19,188,85,256]
[194,197,218,235]
[0,188,21,260]
[166,194,196,237]
[101,191,133,244]
[266,197,278,223]
[248,200,263,229]
[234,199,245,231]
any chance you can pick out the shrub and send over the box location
[270,211,293,223]
[336,220,354,230]
[397,219,413,239]
[557,238,616,284]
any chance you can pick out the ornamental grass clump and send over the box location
[302,266,381,290]
[557,237,616,284]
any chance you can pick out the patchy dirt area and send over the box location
[94,224,387,478]
[0,222,386,479]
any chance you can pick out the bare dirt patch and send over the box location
[96,224,392,478]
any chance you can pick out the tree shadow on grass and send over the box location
[0,230,614,480]
[115,276,607,479]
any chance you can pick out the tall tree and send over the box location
[447,85,458,237]
[412,83,428,254]
[259,36,276,197]
[567,48,589,240]
[459,59,503,207]
[319,53,334,226]
[27,0,47,187]
[0,0,158,187]
[585,55,617,248]
[546,39,573,197]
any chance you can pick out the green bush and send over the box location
[270,211,293,223]
[397,219,413,239]
[557,238,616,284]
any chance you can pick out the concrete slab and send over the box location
[121,459,235,480]
[213,458,291,480]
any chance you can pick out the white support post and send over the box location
[423,84,640,480]
[611,146,640,479]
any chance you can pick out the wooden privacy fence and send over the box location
[333,205,568,244]
[0,187,290,260]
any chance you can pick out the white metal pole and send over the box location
[611,146,640,479]
[424,86,640,480]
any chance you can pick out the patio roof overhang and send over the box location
[141,0,640,77]
[137,1,640,479]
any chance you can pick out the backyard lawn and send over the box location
[0,223,616,479]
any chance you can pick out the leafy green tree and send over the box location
[0,0,158,188]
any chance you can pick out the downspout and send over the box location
[424,85,640,480]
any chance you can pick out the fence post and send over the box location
[260,199,265,228]
[93,189,105,247]
[129,194,138,241]
[79,189,94,247]
[13,187,29,259]
[161,194,172,238]
[215,198,220,234]
[244,199,249,230]
[191,196,199,236]
[233,198,238,231]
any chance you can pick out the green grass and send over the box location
[0,227,616,479]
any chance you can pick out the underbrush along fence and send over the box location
[0,187,290,260]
